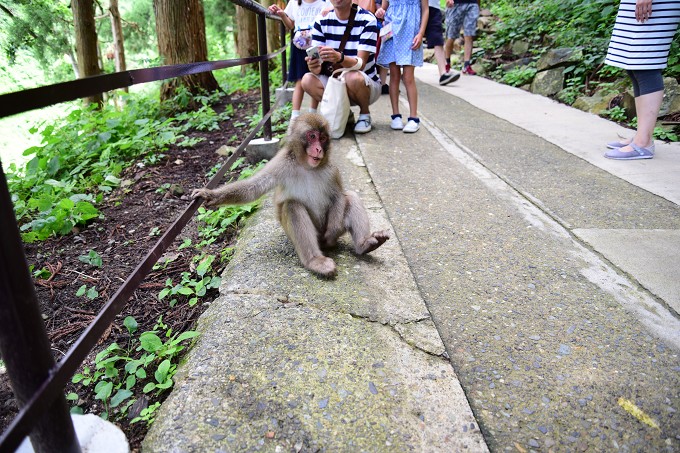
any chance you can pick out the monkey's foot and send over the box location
[306,256,337,278]
[357,230,390,254]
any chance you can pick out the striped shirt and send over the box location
[311,7,380,82]
[605,0,680,70]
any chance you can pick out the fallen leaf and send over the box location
[618,397,660,430]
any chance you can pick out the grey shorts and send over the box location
[445,3,479,38]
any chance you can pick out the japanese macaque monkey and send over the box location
[191,113,389,278]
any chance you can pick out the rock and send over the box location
[660,77,679,116]
[536,47,583,71]
[572,90,619,115]
[501,57,533,72]
[216,145,236,157]
[530,67,565,96]
[510,40,530,56]
[622,89,636,118]
[477,15,494,32]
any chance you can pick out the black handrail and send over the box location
[0,2,287,451]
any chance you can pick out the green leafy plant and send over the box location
[158,255,221,307]
[7,96,189,242]
[71,316,199,421]
[653,126,679,142]
[76,284,99,300]
[502,66,537,87]
[78,250,103,267]
[602,106,627,122]
[131,402,161,425]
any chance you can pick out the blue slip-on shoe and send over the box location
[606,140,656,152]
[606,140,629,149]
[604,143,654,160]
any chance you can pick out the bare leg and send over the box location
[434,45,447,76]
[280,200,337,277]
[292,81,304,111]
[343,191,389,254]
[632,90,663,148]
[615,90,663,153]
[301,73,325,104]
[444,38,453,61]
[463,35,473,63]
[345,71,372,115]
[402,66,418,118]
[389,63,401,115]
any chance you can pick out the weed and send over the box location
[78,250,103,267]
[76,284,99,300]
[602,106,627,122]
[71,316,199,422]
[502,66,537,87]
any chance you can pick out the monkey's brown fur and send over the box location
[191,113,389,278]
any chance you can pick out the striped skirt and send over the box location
[605,0,680,70]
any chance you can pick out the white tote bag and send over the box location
[319,67,351,139]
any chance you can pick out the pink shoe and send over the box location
[462,65,476,75]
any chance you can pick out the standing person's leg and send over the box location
[388,63,403,129]
[605,69,663,160]
[388,63,401,114]
[444,5,463,73]
[289,46,308,121]
[461,3,479,74]
[291,81,305,119]
[632,91,663,148]
[426,5,459,85]
[403,66,418,118]
[607,70,640,148]
[402,66,420,133]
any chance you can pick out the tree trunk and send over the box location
[235,5,258,73]
[260,0,281,54]
[153,0,220,101]
[71,0,103,106]
[109,0,128,93]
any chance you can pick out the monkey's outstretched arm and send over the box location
[191,158,281,207]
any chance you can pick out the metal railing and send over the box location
[0,1,287,451]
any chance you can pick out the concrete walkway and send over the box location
[144,65,680,452]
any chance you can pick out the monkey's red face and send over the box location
[305,130,328,167]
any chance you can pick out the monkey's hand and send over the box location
[191,187,221,208]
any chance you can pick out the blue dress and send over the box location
[377,0,424,67]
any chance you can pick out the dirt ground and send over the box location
[0,89,265,450]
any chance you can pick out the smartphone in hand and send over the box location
[306,46,320,60]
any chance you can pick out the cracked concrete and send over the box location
[143,135,487,452]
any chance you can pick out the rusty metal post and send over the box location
[257,13,272,141]
[0,165,81,453]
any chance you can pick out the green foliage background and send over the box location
[480,0,680,82]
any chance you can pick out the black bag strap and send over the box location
[338,3,358,53]
[332,3,358,71]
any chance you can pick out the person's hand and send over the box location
[319,46,341,63]
[320,5,332,16]
[445,0,454,8]
[411,33,423,50]
[268,4,285,17]
[375,7,385,19]
[306,55,322,74]
[636,0,652,22]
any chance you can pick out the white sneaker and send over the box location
[390,115,404,130]
[354,116,372,134]
[403,119,420,133]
